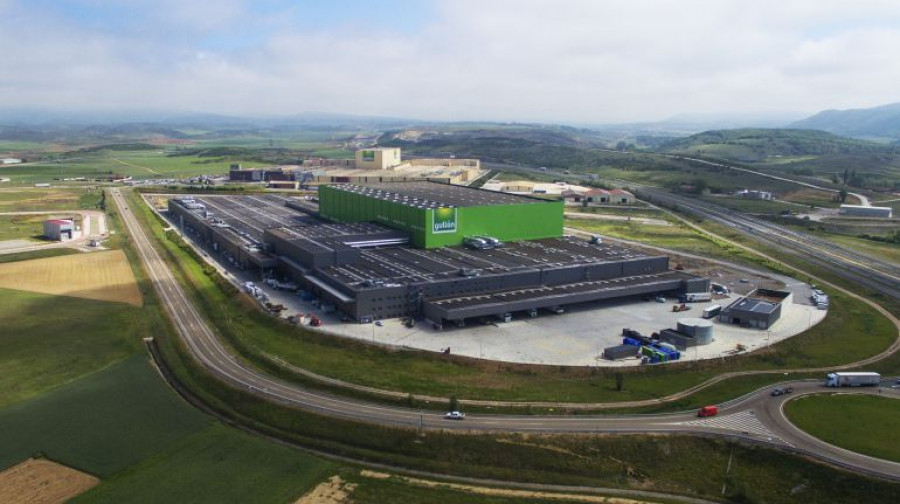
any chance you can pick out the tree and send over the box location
[448,395,458,412]
[838,189,848,203]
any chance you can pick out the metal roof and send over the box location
[328,181,550,208]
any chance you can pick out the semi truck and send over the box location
[702,304,722,319]
[825,372,880,387]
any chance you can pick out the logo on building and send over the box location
[432,207,458,234]
[361,150,375,161]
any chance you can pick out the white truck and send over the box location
[825,372,880,387]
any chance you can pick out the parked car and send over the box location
[444,411,466,420]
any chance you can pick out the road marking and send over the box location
[676,410,792,446]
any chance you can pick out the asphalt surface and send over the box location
[109,188,900,482]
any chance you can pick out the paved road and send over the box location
[109,188,900,481]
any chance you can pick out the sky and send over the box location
[3,0,900,124]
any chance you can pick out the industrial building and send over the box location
[318,182,564,248]
[43,219,75,241]
[167,182,709,324]
[839,204,893,219]
[229,148,482,186]
[719,288,790,329]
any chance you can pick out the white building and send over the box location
[839,205,893,219]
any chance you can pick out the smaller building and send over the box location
[609,189,634,204]
[719,288,790,329]
[839,205,893,219]
[355,147,402,170]
[736,189,773,200]
[1,158,22,164]
[44,219,75,241]
[268,181,299,190]
[584,188,610,203]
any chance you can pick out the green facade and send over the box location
[318,185,563,248]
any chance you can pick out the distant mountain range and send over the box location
[789,102,900,141]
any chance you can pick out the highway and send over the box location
[109,188,900,482]
[633,186,900,302]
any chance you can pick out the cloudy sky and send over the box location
[2,0,900,123]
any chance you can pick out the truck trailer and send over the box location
[825,372,880,387]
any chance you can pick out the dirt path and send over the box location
[111,157,160,175]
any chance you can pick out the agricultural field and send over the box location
[0,213,47,241]
[0,288,146,408]
[0,355,336,504]
[0,187,102,211]
[75,425,333,504]
[0,356,211,477]
[0,150,269,184]
[785,394,900,463]
[779,188,844,208]
[0,458,99,504]
[0,248,79,264]
[0,250,142,306]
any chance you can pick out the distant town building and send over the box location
[1,158,22,164]
[839,205,893,219]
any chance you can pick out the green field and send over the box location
[0,187,102,211]
[0,213,47,241]
[785,394,900,463]
[0,247,80,263]
[0,288,147,408]
[0,150,269,183]
[75,424,333,504]
[0,356,211,477]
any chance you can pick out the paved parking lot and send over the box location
[256,273,826,367]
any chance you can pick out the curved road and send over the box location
[109,189,900,482]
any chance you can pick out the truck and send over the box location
[702,304,722,319]
[825,372,880,387]
[683,292,712,303]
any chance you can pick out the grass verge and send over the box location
[784,394,900,463]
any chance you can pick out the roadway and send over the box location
[108,188,900,482]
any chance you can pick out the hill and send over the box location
[656,128,887,162]
[790,102,900,140]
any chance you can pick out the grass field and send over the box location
[785,394,900,463]
[0,187,103,211]
[0,356,211,477]
[0,458,100,504]
[0,248,80,263]
[0,150,268,183]
[0,214,46,241]
[75,425,333,504]
[0,249,142,305]
[0,288,149,408]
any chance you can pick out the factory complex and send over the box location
[229,147,483,187]
[167,181,710,326]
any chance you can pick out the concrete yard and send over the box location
[154,193,827,368]
[234,259,825,367]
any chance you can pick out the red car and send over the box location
[697,405,719,417]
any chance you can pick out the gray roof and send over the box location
[329,181,550,208]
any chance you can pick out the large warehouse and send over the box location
[168,182,709,324]
[318,182,564,248]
